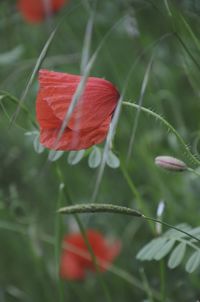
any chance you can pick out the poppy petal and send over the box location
[38,70,119,131]
[17,0,66,23]
[36,90,61,129]
[60,254,85,280]
[39,115,111,150]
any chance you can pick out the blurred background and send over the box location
[0,0,200,301]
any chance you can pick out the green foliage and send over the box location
[1,0,200,301]
[88,146,102,168]
[137,223,200,273]
[68,150,86,165]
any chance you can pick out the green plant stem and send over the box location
[123,102,200,167]
[174,32,200,72]
[144,216,200,244]
[55,183,64,302]
[140,268,154,302]
[120,160,155,232]
[56,164,112,302]
[187,167,200,177]
[160,260,165,302]
[0,90,37,128]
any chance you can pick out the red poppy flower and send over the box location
[36,69,120,150]
[17,0,66,23]
[60,230,121,280]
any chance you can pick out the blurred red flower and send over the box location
[17,0,66,23]
[60,230,121,280]
[36,69,120,150]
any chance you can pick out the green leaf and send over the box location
[165,223,192,239]
[48,150,64,162]
[185,251,200,273]
[25,131,38,137]
[106,150,120,168]
[88,147,101,168]
[189,227,200,238]
[67,150,85,165]
[168,242,186,269]
[0,45,24,65]
[33,135,45,154]
[153,239,175,261]
[136,238,167,261]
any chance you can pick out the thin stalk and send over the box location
[140,268,154,302]
[56,165,112,302]
[120,159,155,232]
[174,33,200,72]
[54,183,64,302]
[0,90,37,128]
[144,216,200,244]
[159,260,165,302]
[123,102,200,167]
[187,167,200,178]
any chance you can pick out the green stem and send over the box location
[144,216,200,244]
[187,167,200,178]
[160,260,165,302]
[123,102,200,168]
[120,160,155,232]
[140,268,154,302]
[0,90,38,128]
[56,165,112,302]
[174,33,200,72]
[55,182,64,302]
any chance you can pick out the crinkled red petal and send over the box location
[36,88,61,129]
[39,115,111,150]
[38,69,119,131]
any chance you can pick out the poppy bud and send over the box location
[155,156,187,172]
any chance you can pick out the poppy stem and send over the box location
[123,101,200,168]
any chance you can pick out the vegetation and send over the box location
[0,1,200,301]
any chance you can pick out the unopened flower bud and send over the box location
[155,156,187,172]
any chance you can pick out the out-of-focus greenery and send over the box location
[0,0,200,301]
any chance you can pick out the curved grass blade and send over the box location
[127,54,154,160]
[10,2,82,127]
[10,26,58,127]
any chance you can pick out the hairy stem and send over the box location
[123,101,200,167]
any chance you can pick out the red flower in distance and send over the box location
[60,230,121,280]
[17,0,66,23]
[36,69,120,151]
